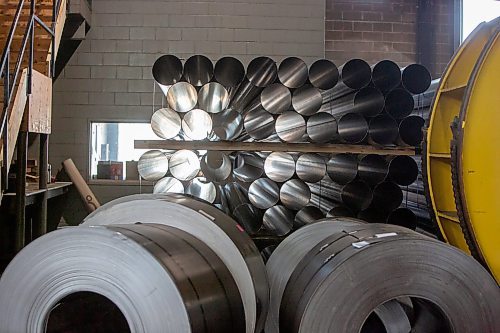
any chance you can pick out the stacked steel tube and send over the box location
[142,54,433,236]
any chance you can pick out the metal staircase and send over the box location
[0,0,66,254]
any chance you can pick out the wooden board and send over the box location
[22,69,51,133]
[134,140,416,156]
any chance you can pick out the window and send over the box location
[90,121,159,180]
[462,0,500,41]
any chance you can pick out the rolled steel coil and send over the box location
[266,219,500,333]
[80,194,269,333]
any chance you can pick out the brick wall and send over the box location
[51,0,325,202]
[325,0,455,78]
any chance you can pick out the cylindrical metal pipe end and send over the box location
[212,109,244,141]
[358,154,389,186]
[278,57,308,89]
[398,115,425,146]
[138,150,169,181]
[248,178,280,209]
[326,205,354,218]
[368,113,399,145]
[292,84,323,116]
[280,179,311,210]
[337,113,368,143]
[264,152,296,182]
[295,153,326,183]
[309,59,339,90]
[371,60,402,92]
[182,109,213,140]
[261,83,291,115]
[183,54,214,87]
[385,88,415,119]
[153,176,185,194]
[372,181,403,212]
[275,111,306,142]
[340,58,372,89]
[388,155,419,186]
[152,54,183,95]
[247,56,278,87]
[166,82,198,113]
[401,63,432,94]
[200,151,232,182]
[186,177,217,203]
[151,107,182,139]
[262,205,294,236]
[341,180,373,212]
[307,112,338,143]
[214,56,245,89]
[198,82,229,114]
[327,153,358,185]
[244,108,276,140]
[169,150,200,181]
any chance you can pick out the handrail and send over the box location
[0,0,62,190]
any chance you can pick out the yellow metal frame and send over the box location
[455,22,500,282]
[424,19,498,256]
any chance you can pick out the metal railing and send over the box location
[0,0,62,190]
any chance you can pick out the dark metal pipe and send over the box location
[321,59,371,100]
[402,190,426,204]
[200,151,232,182]
[275,111,306,142]
[308,59,339,90]
[15,131,28,251]
[278,57,308,89]
[326,205,354,218]
[306,112,339,143]
[385,88,415,119]
[401,63,432,94]
[294,206,324,228]
[183,54,214,87]
[211,109,243,141]
[368,113,399,145]
[291,84,323,116]
[387,207,417,230]
[326,153,358,185]
[243,108,275,140]
[309,179,373,212]
[264,152,296,182]
[387,155,419,186]
[372,181,403,212]
[233,153,264,182]
[152,55,183,96]
[280,179,311,210]
[308,193,337,213]
[371,60,401,92]
[262,205,294,236]
[337,113,368,143]
[295,153,326,183]
[398,115,425,146]
[321,86,385,117]
[248,178,280,209]
[230,57,277,112]
[358,154,389,186]
[232,203,263,235]
[214,56,245,98]
[245,83,291,115]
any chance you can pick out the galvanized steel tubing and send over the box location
[225,182,263,235]
[245,83,291,115]
[183,54,213,87]
[214,56,245,98]
[321,86,385,117]
[278,57,309,89]
[308,59,339,90]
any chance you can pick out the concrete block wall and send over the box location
[51,0,325,202]
[325,0,455,77]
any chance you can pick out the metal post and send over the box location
[15,131,28,252]
[34,134,48,238]
[27,0,35,94]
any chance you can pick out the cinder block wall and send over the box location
[325,0,455,77]
[51,0,325,202]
